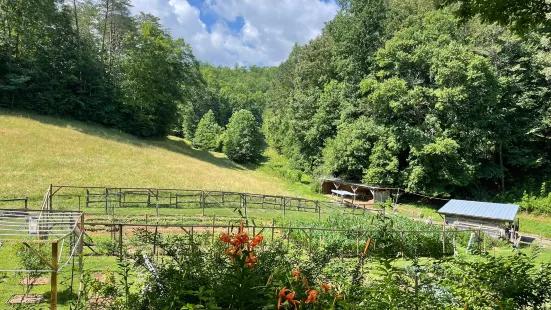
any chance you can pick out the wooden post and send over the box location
[283,199,286,218]
[85,189,89,208]
[201,191,205,216]
[24,197,28,210]
[155,189,159,216]
[78,214,84,272]
[261,196,265,209]
[147,191,151,208]
[175,194,179,209]
[153,225,158,257]
[119,224,123,261]
[308,228,312,253]
[51,241,58,310]
[442,221,446,255]
[478,229,482,253]
[49,184,53,210]
[212,215,216,243]
[105,188,108,215]
[316,201,321,221]
[272,219,275,241]
[400,231,405,258]
[356,231,359,257]
[453,236,457,257]
[244,194,248,219]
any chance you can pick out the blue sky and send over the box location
[130,0,339,66]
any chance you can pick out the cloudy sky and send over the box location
[130,0,339,67]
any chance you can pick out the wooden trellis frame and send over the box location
[0,208,84,310]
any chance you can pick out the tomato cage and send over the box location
[0,208,84,310]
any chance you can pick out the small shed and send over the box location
[437,199,520,238]
[320,178,399,204]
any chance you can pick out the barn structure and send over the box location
[320,178,400,204]
[437,199,520,239]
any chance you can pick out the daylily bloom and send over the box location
[220,233,232,243]
[277,287,300,310]
[321,283,332,293]
[305,289,318,304]
[250,235,263,247]
[291,269,300,280]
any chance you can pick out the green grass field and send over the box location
[0,110,322,205]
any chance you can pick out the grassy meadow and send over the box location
[0,110,321,206]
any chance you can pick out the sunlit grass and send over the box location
[0,110,304,206]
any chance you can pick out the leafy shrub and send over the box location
[223,109,263,163]
[520,185,551,215]
[193,109,223,151]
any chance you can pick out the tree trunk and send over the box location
[499,143,505,194]
[101,0,110,62]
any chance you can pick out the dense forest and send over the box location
[0,0,550,203]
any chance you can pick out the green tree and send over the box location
[223,109,263,163]
[120,14,198,137]
[444,0,551,35]
[192,109,223,151]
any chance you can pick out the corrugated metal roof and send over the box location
[437,199,519,222]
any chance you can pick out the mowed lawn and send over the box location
[0,110,301,204]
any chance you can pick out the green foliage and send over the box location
[445,0,551,35]
[223,109,263,163]
[192,109,223,151]
[266,2,551,198]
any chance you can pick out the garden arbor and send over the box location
[0,208,84,309]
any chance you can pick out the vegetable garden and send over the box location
[0,186,550,309]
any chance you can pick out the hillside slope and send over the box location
[0,110,297,203]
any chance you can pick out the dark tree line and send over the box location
[0,0,201,137]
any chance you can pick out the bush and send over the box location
[519,184,551,215]
[223,109,263,163]
[192,109,223,151]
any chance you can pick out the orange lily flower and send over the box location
[277,287,300,310]
[250,235,263,247]
[305,289,318,304]
[220,233,232,243]
[321,283,332,293]
[291,269,300,280]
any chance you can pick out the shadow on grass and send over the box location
[1,109,244,171]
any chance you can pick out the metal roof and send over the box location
[437,199,519,222]
[320,178,399,191]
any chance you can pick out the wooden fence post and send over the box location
[105,188,108,215]
[283,199,286,218]
[272,219,275,241]
[119,224,123,261]
[51,241,58,310]
[49,184,53,210]
[212,215,216,244]
[308,228,312,253]
[175,194,179,209]
[243,194,248,219]
[316,201,320,221]
[442,221,446,254]
[201,191,205,216]
[400,231,405,258]
[155,190,159,216]
[85,189,89,208]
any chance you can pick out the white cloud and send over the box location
[130,0,339,66]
